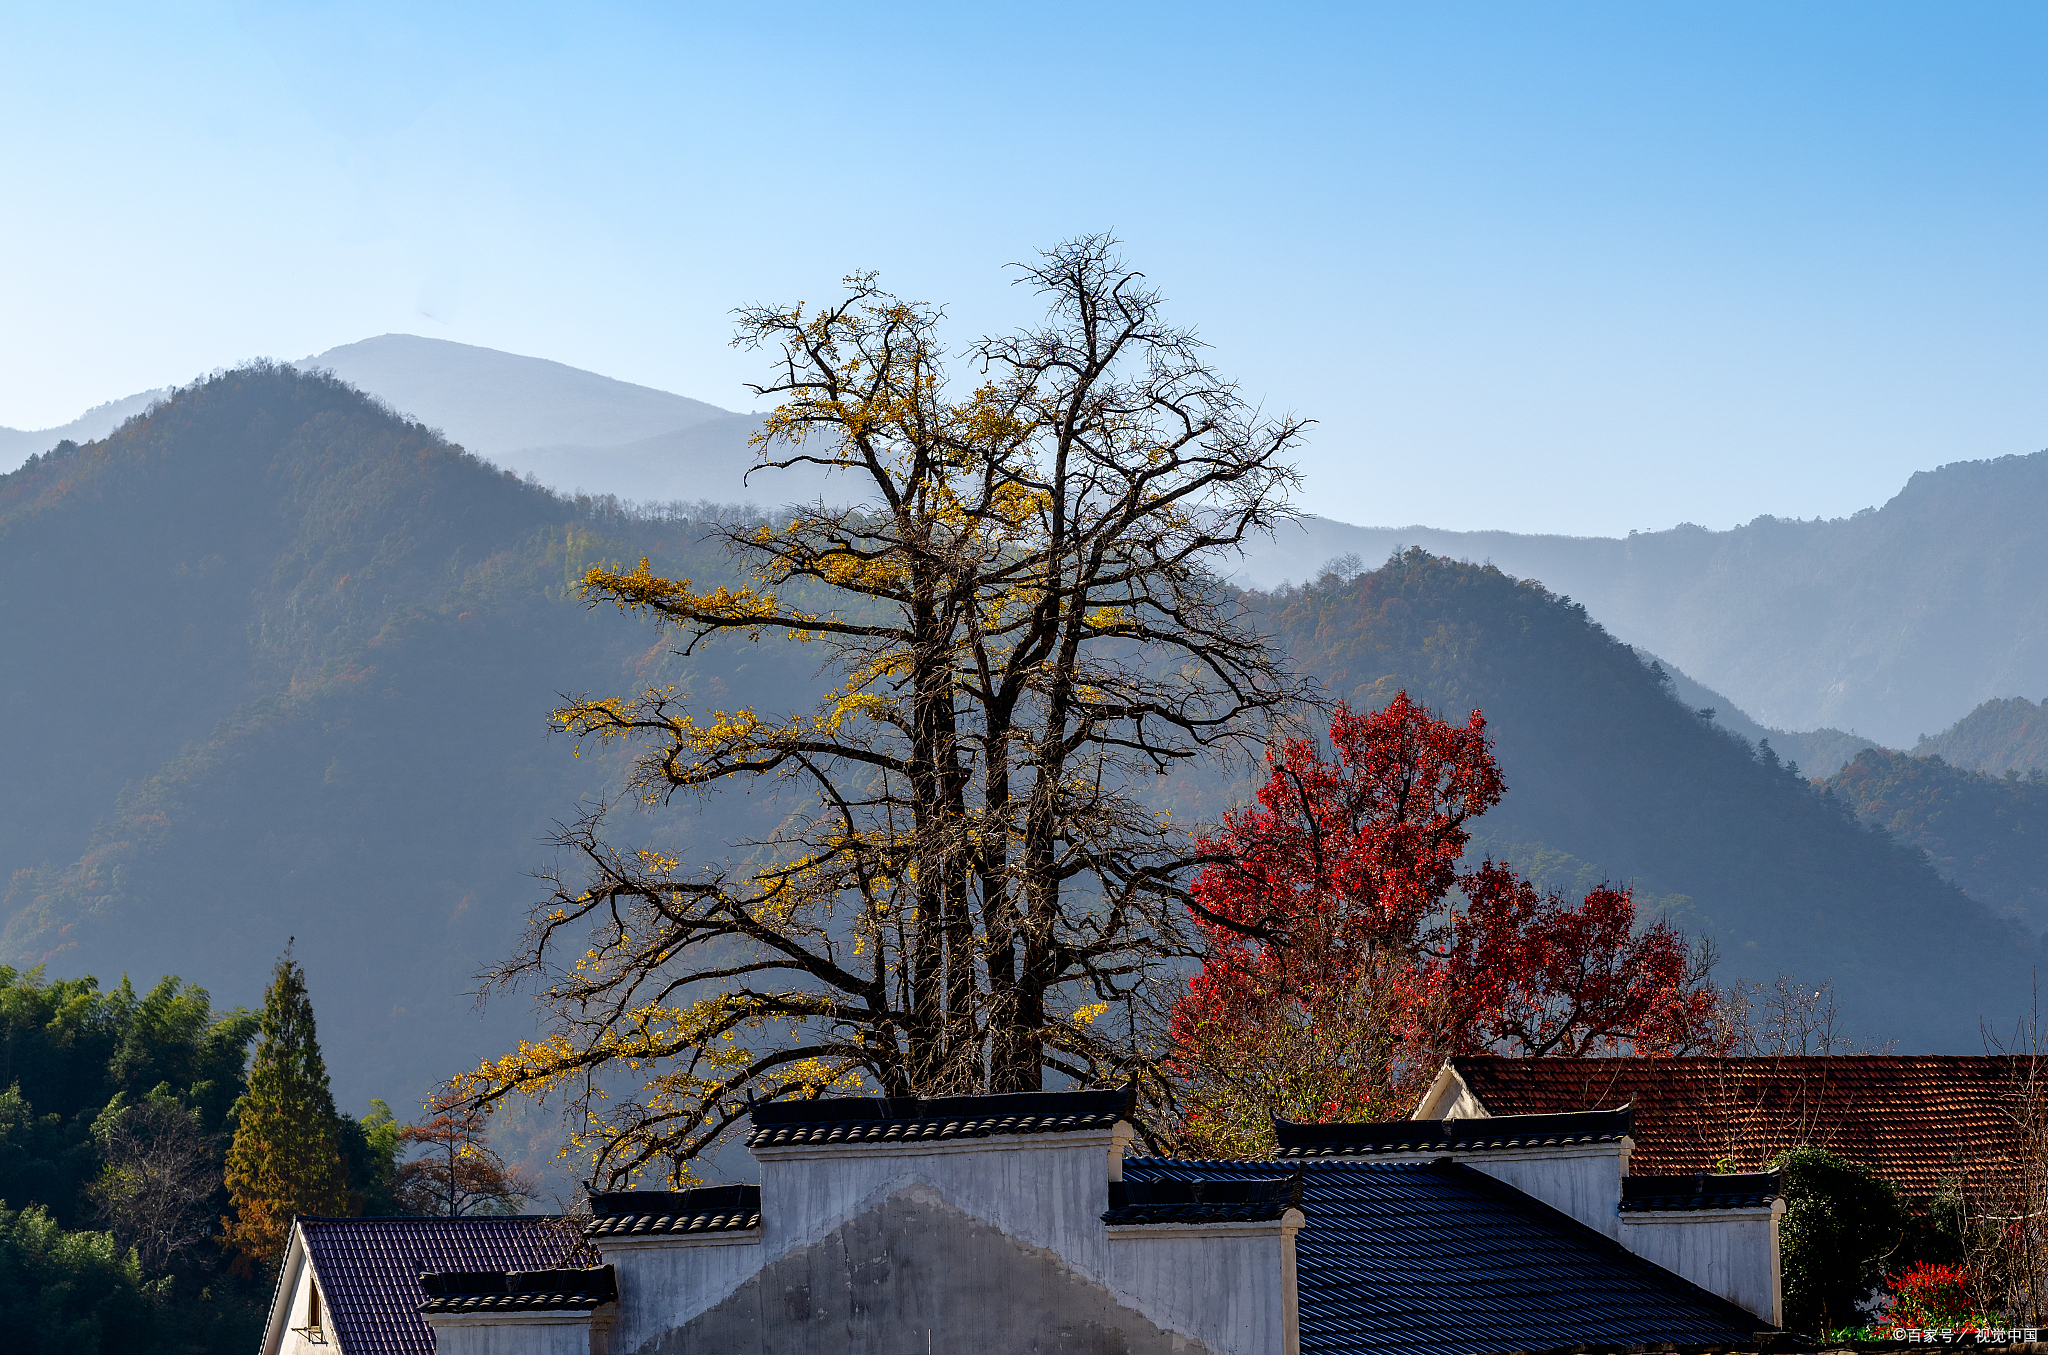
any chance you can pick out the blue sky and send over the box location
[3,2,2043,535]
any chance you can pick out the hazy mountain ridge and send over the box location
[299,335,851,507]
[303,334,732,454]
[0,387,169,466]
[0,363,826,1115]
[21,339,2037,754]
[1643,652,1876,778]
[1237,449,2048,747]
[511,412,842,506]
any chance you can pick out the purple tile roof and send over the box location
[298,1216,587,1355]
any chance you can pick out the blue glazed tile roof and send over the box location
[746,1087,1132,1148]
[297,1216,587,1355]
[1619,1172,1782,1213]
[1276,1108,1635,1158]
[584,1185,762,1238]
[1123,1157,1763,1355]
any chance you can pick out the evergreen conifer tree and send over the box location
[223,946,349,1273]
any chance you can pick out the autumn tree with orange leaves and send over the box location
[393,1107,540,1217]
[1171,694,1721,1156]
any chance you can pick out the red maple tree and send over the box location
[1170,693,1721,1155]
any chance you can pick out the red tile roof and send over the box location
[1444,1056,2026,1201]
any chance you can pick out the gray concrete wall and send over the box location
[753,1127,1132,1281]
[606,1232,764,1353]
[605,1127,1296,1355]
[1461,1145,1629,1240]
[1369,1142,1631,1239]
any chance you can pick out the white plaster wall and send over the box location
[753,1127,1131,1284]
[601,1233,763,1352]
[1620,1204,1784,1326]
[427,1312,605,1355]
[1368,1144,1628,1239]
[270,1253,330,1355]
[1107,1213,1302,1355]
[1462,1146,1627,1239]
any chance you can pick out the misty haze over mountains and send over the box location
[4,362,2038,1122]
[6,332,2042,750]
[4,352,2047,1145]
[305,335,842,506]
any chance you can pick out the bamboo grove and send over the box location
[450,238,1310,1184]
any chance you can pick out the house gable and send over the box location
[652,1181,1213,1355]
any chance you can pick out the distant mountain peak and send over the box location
[300,333,734,459]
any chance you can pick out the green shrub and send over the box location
[1774,1145,1911,1336]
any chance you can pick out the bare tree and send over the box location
[1722,973,1886,1057]
[450,236,1310,1185]
[1962,1001,2048,1323]
[393,1107,542,1217]
[89,1098,217,1278]
[1679,972,1897,1171]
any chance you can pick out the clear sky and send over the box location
[3,2,2043,536]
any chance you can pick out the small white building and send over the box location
[258,1214,590,1355]
[262,1088,1782,1355]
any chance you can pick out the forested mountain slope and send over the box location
[1639,653,1874,777]
[1237,449,2048,747]
[1253,551,2037,1051]
[1912,697,2048,774]
[0,365,818,1116]
[1827,749,2048,930]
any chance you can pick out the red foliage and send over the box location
[1441,861,1720,1057]
[1171,694,1722,1150]
[1884,1262,1977,1329]
[1187,693,1502,954]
